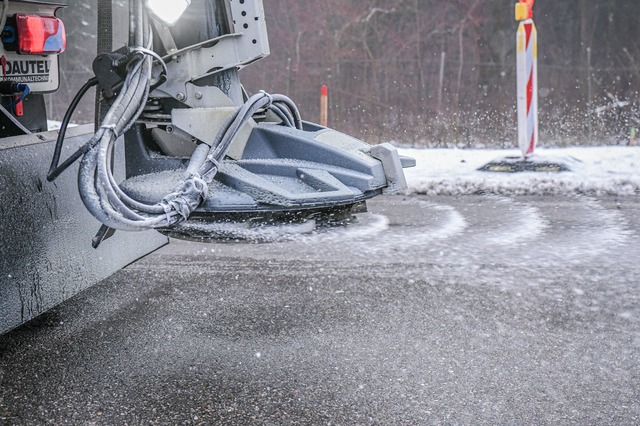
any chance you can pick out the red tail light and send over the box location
[15,14,66,55]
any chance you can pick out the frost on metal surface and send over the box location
[0,130,167,334]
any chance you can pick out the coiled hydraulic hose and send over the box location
[79,90,301,232]
[63,1,303,233]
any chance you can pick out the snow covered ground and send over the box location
[399,146,640,196]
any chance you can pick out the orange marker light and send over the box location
[515,0,534,21]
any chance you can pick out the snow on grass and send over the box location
[399,146,640,196]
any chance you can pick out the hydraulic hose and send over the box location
[78,90,302,232]
[47,77,99,181]
[63,0,304,233]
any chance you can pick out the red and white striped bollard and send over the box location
[516,0,538,158]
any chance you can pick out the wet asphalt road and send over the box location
[1,194,639,425]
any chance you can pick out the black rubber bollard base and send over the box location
[478,156,571,173]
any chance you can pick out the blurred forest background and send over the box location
[52,0,640,147]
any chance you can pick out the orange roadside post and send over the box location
[320,84,328,127]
